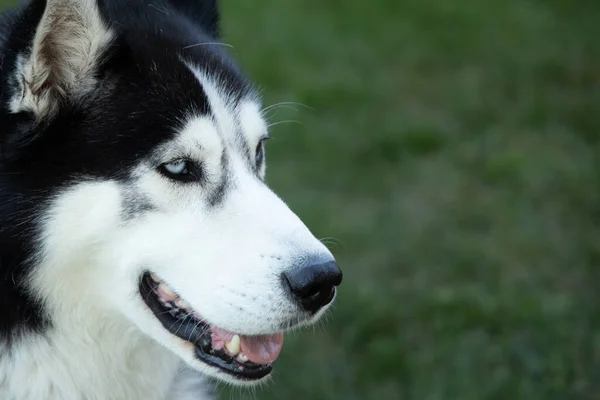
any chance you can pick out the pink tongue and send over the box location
[239,332,284,364]
[210,326,284,364]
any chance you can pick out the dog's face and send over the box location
[0,0,341,384]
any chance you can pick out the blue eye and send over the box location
[163,160,187,175]
[159,159,199,182]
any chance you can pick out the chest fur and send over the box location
[0,324,211,400]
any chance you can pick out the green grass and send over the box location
[3,0,600,399]
[217,1,600,399]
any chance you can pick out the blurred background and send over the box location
[3,0,600,399]
[218,1,600,399]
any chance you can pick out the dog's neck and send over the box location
[0,226,211,399]
[0,304,183,399]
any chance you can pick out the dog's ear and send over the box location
[9,0,113,121]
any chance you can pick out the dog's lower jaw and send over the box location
[0,313,213,400]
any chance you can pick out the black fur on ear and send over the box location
[0,0,47,110]
[0,0,49,158]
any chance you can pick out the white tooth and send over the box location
[159,283,177,300]
[237,352,248,363]
[225,334,241,356]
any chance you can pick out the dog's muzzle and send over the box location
[138,258,342,381]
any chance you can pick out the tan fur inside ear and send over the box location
[11,0,113,119]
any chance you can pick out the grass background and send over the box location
[217,1,600,399]
[3,0,600,399]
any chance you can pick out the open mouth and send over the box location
[139,272,284,381]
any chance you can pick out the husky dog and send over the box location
[0,0,342,398]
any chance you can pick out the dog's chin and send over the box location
[139,272,306,384]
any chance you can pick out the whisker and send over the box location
[182,42,234,50]
[148,3,170,15]
[144,281,161,303]
[261,102,315,114]
[261,105,298,120]
[188,318,206,342]
[319,236,345,249]
[172,313,193,336]
[267,120,301,129]
[168,316,184,333]
[156,309,176,317]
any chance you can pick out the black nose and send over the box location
[283,259,342,313]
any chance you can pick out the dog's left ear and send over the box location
[10,0,113,121]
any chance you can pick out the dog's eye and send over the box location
[164,160,187,174]
[159,160,198,182]
[255,138,269,165]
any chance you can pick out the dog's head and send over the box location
[0,0,341,384]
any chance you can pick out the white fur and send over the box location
[0,315,180,399]
[239,101,270,175]
[2,61,334,398]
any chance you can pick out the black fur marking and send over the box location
[0,210,52,342]
[236,131,253,169]
[0,0,255,340]
[208,149,230,207]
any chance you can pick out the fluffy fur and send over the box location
[0,1,341,399]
